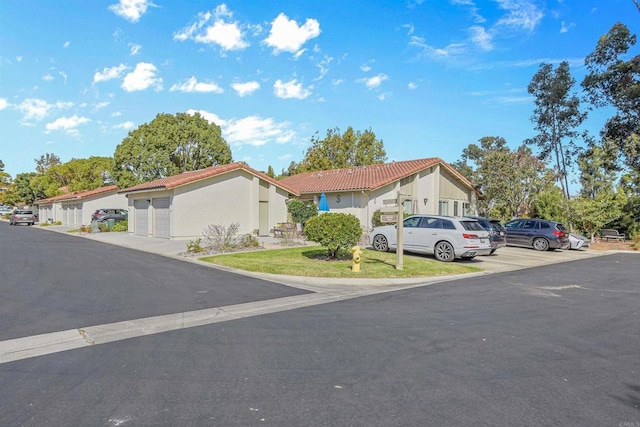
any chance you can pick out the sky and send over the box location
[0,0,637,183]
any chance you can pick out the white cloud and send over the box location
[59,71,68,84]
[273,79,312,99]
[187,109,296,147]
[409,35,466,59]
[408,82,418,90]
[94,102,110,110]
[17,98,56,121]
[263,13,321,55]
[170,76,223,93]
[129,43,142,55]
[16,56,22,62]
[63,41,70,48]
[469,26,493,51]
[494,0,543,32]
[108,0,156,23]
[94,64,128,83]
[560,21,574,33]
[174,5,248,52]
[113,121,135,130]
[360,64,372,72]
[45,115,90,135]
[42,74,54,82]
[0,98,8,110]
[121,62,162,91]
[231,81,260,97]
[359,74,388,89]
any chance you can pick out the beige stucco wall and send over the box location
[125,169,291,240]
[58,192,127,226]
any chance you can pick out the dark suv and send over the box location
[91,208,128,223]
[504,218,569,251]
[467,216,506,254]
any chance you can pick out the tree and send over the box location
[527,61,587,199]
[304,213,362,259]
[35,153,61,175]
[113,112,233,187]
[571,189,627,241]
[45,157,114,192]
[577,146,618,198]
[265,165,275,178]
[582,22,640,184]
[454,137,553,220]
[286,199,317,225]
[294,127,387,174]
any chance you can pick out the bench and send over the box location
[273,222,296,238]
[601,228,626,241]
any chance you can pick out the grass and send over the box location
[200,246,482,278]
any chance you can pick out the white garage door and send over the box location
[153,197,171,238]
[134,199,149,236]
[68,205,76,227]
[76,203,83,225]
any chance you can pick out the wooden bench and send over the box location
[273,222,296,238]
[601,228,626,241]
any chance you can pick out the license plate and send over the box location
[480,238,486,243]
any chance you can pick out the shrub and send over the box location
[238,233,262,249]
[371,209,383,227]
[304,213,363,258]
[111,219,128,232]
[186,238,206,253]
[203,223,240,252]
[287,199,318,225]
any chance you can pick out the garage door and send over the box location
[76,203,83,226]
[134,199,149,236]
[68,205,76,227]
[153,197,170,238]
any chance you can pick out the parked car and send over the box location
[0,205,13,215]
[568,233,590,250]
[91,208,128,223]
[466,216,506,255]
[504,218,570,251]
[370,215,492,262]
[9,209,37,226]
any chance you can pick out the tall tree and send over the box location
[35,153,61,175]
[577,146,619,198]
[113,112,233,188]
[295,127,387,173]
[582,22,640,186]
[46,156,115,192]
[527,61,586,199]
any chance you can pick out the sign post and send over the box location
[382,193,411,270]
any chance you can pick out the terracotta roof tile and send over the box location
[34,185,119,204]
[279,158,477,193]
[118,163,299,195]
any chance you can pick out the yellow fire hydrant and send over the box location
[351,245,363,272]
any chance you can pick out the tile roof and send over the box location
[34,185,119,204]
[279,157,477,193]
[118,163,299,195]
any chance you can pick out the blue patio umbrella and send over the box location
[318,192,330,212]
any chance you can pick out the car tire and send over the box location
[533,237,549,251]
[372,234,389,252]
[434,241,455,262]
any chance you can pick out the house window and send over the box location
[453,201,459,216]
[438,201,448,215]
[462,202,470,216]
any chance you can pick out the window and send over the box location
[442,219,456,230]
[453,201,459,216]
[462,202,470,216]
[420,217,442,229]
[438,201,448,215]
[403,217,421,228]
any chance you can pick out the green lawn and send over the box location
[199,246,481,278]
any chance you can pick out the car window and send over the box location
[556,223,567,231]
[505,220,522,229]
[460,220,483,231]
[420,217,442,229]
[490,221,505,231]
[540,222,550,229]
[441,219,456,230]
[523,220,537,229]
[403,217,421,228]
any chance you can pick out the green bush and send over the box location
[186,238,206,253]
[287,199,318,225]
[304,213,362,258]
[111,219,128,232]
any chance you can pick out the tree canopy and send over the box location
[113,112,233,188]
[286,127,387,175]
[582,22,640,188]
[527,61,586,199]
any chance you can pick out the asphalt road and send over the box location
[1,222,639,426]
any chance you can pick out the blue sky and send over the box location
[0,0,636,182]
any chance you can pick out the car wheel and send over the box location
[533,237,549,251]
[372,234,389,252]
[434,241,455,262]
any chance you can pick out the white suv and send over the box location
[370,215,492,262]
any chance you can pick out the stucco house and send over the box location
[118,163,299,239]
[35,185,127,226]
[280,157,480,229]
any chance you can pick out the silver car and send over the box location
[9,210,37,226]
[370,215,492,262]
